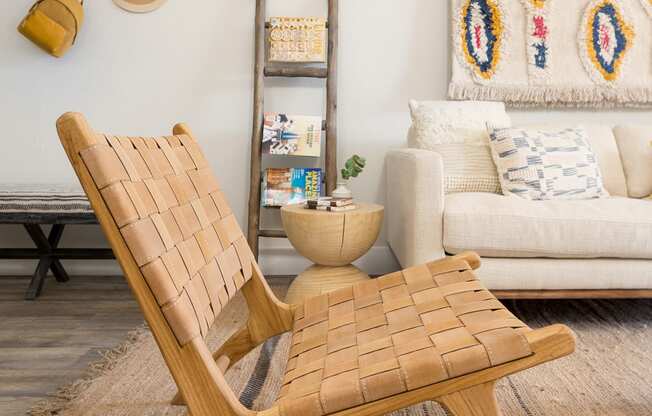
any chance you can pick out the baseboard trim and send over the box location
[494,289,652,299]
[0,259,120,277]
[0,244,401,278]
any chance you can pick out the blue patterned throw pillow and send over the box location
[488,126,609,200]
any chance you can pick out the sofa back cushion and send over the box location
[613,125,652,198]
[518,124,628,197]
[407,100,511,194]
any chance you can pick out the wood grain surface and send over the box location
[283,264,370,305]
[280,203,383,266]
[0,275,142,416]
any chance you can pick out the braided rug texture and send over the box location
[30,295,652,416]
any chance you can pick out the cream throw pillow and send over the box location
[489,126,609,200]
[407,100,511,194]
[613,126,652,198]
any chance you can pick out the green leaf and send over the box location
[341,154,366,181]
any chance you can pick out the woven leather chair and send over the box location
[57,112,575,416]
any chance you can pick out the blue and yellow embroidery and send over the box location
[460,0,505,81]
[581,0,634,83]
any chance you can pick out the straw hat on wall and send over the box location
[113,0,167,13]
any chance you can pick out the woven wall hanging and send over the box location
[449,0,652,108]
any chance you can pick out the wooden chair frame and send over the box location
[58,113,575,416]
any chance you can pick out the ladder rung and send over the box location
[258,229,287,238]
[264,65,327,78]
[265,21,329,29]
[259,120,325,131]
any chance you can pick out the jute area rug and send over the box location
[30,292,652,416]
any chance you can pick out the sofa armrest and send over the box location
[386,149,446,268]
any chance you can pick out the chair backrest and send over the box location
[67,115,254,344]
[57,112,290,416]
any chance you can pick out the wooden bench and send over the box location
[0,185,114,300]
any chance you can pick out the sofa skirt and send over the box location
[477,257,652,290]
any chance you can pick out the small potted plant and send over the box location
[332,154,366,199]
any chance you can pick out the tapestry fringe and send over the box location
[448,83,652,109]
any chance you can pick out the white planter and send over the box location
[331,182,352,199]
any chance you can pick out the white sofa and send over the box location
[387,121,652,294]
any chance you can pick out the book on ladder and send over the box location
[247,0,339,259]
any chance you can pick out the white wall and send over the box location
[1,0,650,277]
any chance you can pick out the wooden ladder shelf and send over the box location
[247,0,339,258]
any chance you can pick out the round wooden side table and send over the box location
[281,202,384,304]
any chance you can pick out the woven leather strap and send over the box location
[275,257,533,416]
[80,134,254,346]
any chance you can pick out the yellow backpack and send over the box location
[18,0,84,58]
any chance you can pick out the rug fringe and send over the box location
[28,324,150,416]
[448,82,652,108]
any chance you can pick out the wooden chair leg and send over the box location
[171,391,185,406]
[171,325,255,406]
[437,381,502,416]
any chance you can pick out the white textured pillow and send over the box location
[489,126,609,200]
[408,100,511,194]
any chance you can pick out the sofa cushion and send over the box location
[613,125,652,198]
[518,124,628,197]
[443,193,652,259]
[408,100,511,194]
[488,126,608,200]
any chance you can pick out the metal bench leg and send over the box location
[47,225,70,283]
[23,224,69,300]
[24,251,53,300]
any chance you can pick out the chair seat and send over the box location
[275,257,533,416]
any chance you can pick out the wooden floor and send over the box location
[0,274,294,416]
[0,275,143,416]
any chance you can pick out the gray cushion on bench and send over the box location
[0,184,94,224]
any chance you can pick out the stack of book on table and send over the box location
[305,197,356,212]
